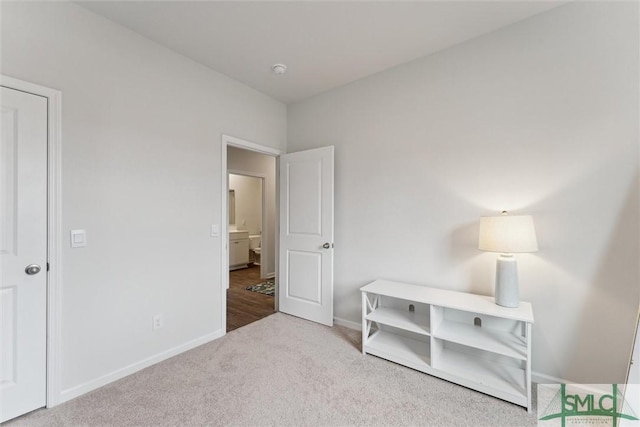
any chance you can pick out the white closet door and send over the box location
[0,87,48,422]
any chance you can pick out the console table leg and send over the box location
[361,292,367,354]
[526,322,532,413]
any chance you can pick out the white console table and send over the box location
[361,279,534,412]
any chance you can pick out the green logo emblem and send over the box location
[539,384,638,427]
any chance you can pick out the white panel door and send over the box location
[0,87,48,422]
[279,146,334,326]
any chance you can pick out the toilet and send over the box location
[249,235,261,265]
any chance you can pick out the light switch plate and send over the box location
[70,229,86,248]
[211,224,220,237]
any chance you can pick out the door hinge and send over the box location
[46,262,50,272]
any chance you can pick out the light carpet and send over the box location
[8,313,537,426]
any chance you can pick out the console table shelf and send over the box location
[366,331,431,370]
[365,307,431,336]
[361,279,534,412]
[433,320,527,360]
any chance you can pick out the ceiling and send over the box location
[78,1,565,104]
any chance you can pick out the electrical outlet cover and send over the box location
[152,314,164,330]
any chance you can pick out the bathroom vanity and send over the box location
[229,230,250,270]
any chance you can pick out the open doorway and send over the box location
[221,136,335,330]
[225,144,278,332]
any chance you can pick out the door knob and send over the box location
[25,264,41,275]
[322,243,331,249]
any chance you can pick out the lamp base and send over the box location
[495,255,519,308]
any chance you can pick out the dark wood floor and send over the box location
[227,265,276,332]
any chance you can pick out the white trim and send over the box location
[334,317,362,331]
[228,169,268,179]
[59,330,224,403]
[1,75,63,408]
[221,135,283,332]
[221,140,228,332]
[224,134,283,157]
[274,156,280,312]
[531,371,574,385]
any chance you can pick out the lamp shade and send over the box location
[479,214,538,253]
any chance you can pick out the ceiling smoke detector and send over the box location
[271,63,287,75]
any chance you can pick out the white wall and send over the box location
[229,174,262,235]
[228,146,277,277]
[1,1,286,399]
[288,2,639,384]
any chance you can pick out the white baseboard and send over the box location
[533,374,613,395]
[266,272,275,279]
[532,371,573,385]
[60,329,225,403]
[334,316,361,330]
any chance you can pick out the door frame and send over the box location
[227,170,268,280]
[220,134,283,333]
[1,75,62,407]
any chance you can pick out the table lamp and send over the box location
[478,211,538,308]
